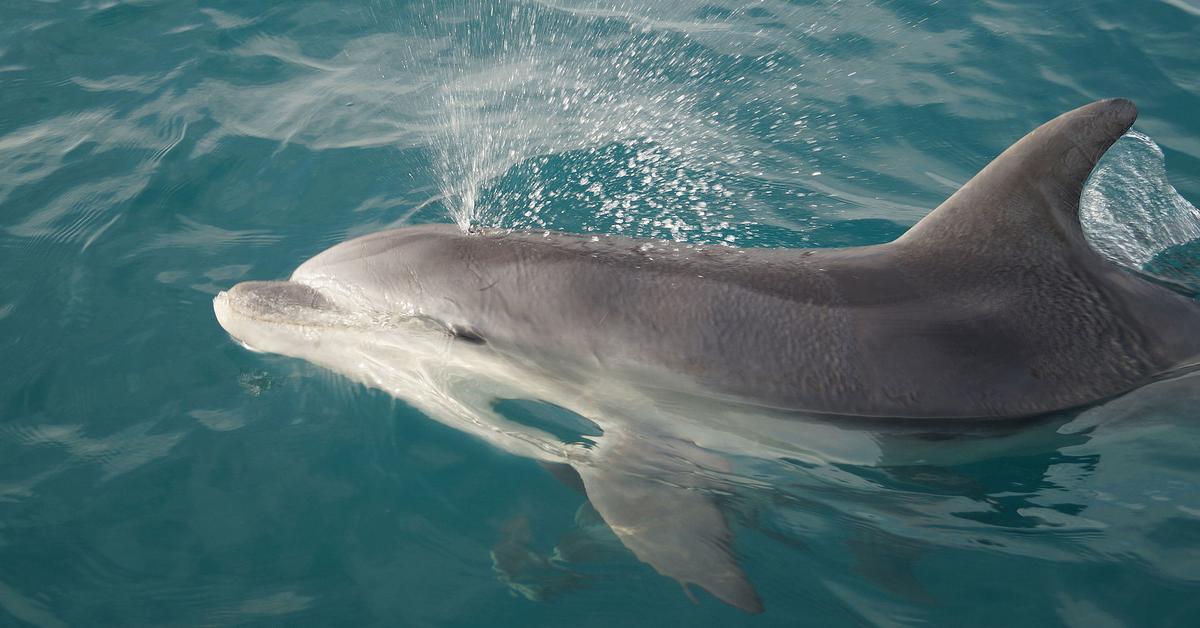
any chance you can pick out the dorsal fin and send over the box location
[897,99,1137,257]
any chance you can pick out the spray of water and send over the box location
[420,0,844,244]
[1081,131,1200,291]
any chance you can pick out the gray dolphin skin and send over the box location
[213,99,1200,612]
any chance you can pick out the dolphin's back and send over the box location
[291,99,1200,419]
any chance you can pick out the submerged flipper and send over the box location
[573,438,763,613]
[899,98,1138,257]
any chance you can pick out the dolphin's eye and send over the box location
[450,325,486,345]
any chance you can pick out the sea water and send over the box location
[1,1,1199,626]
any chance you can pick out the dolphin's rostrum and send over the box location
[214,99,1200,612]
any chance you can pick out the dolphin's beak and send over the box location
[212,289,247,348]
[213,280,344,353]
[219,281,335,322]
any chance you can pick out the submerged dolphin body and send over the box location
[214,99,1200,612]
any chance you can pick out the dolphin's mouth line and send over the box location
[215,286,485,351]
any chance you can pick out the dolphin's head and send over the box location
[213,225,481,355]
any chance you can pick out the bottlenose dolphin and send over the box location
[213,99,1200,612]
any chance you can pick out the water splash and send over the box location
[1081,130,1200,291]
[423,0,841,243]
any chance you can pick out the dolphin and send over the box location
[213,99,1200,612]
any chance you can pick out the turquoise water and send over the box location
[3,1,1200,625]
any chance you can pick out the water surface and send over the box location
[2,1,1200,626]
